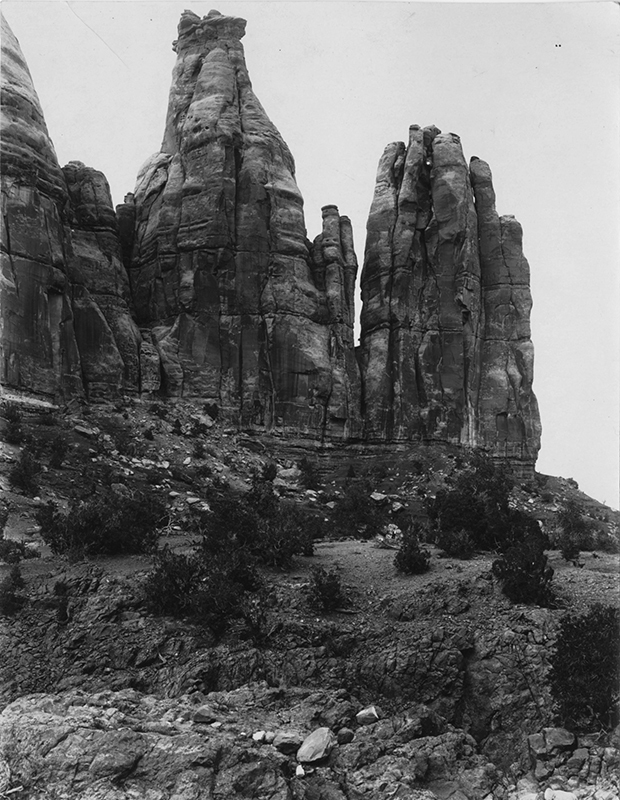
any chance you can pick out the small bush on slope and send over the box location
[307,566,345,613]
[492,537,554,607]
[556,499,594,562]
[394,524,431,574]
[36,489,167,557]
[9,447,42,495]
[0,565,26,616]
[428,451,546,556]
[549,604,620,731]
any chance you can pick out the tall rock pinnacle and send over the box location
[1,9,540,468]
[125,9,360,438]
[360,125,541,463]
[1,13,141,400]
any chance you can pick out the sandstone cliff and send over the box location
[124,10,360,440]
[0,14,142,401]
[360,125,541,463]
[1,9,541,466]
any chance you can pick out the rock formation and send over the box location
[0,14,141,401]
[124,10,360,439]
[0,9,541,466]
[359,125,541,463]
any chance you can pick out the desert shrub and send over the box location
[557,500,594,561]
[3,402,24,445]
[143,547,261,636]
[331,479,385,539]
[0,537,39,564]
[261,462,277,482]
[492,537,554,606]
[49,433,69,468]
[0,565,26,616]
[192,440,206,459]
[437,528,476,559]
[307,566,345,613]
[428,452,541,553]
[0,504,8,535]
[144,549,204,617]
[549,604,620,731]
[36,489,167,556]
[112,428,143,457]
[194,463,212,479]
[394,523,431,574]
[299,457,321,490]
[9,447,42,495]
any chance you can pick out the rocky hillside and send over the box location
[0,395,618,799]
[1,9,539,468]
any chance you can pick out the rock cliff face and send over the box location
[0,10,541,465]
[0,15,141,401]
[125,9,360,439]
[360,125,541,463]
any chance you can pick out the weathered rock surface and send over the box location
[0,15,141,400]
[126,10,360,439]
[1,9,541,467]
[359,125,541,465]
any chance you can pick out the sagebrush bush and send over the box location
[0,565,26,616]
[3,402,24,445]
[437,528,476,559]
[549,604,620,731]
[36,489,167,556]
[0,537,39,564]
[427,452,543,554]
[9,448,42,495]
[49,433,69,468]
[143,547,261,636]
[331,479,385,539]
[492,537,554,606]
[298,457,321,490]
[557,499,593,562]
[394,524,431,574]
[307,565,345,613]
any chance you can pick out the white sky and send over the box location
[2,1,619,509]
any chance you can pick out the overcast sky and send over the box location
[3,1,619,509]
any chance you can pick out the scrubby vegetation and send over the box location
[428,453,545,556]
[307,565,345,613]
[2,401,25,445]
[556,499,594,562]
[394,523,431,574]
[331,477,386,539]
[549,604,620,731]
[36,489,167,557]
[9,447,42,495]
[143,475,322,634]
[492,537,554,606]
[0,565,26,616]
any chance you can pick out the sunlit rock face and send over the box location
[125,10,361,439]
[0,15,141,400]
[359,125,541,464]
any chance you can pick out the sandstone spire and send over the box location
[126,10,360,438]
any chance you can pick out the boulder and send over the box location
[273,729,304,755]
[543,728,576,750]
[296,727,336,763]
[356,705,382,726]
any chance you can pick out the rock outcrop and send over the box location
[359,125,541,463]
[0,14,141,401]
[125,10,360,439]
[1,9,541,466]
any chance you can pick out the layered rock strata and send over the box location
[1,9,541,465]
[359,124,541,462]
[0,14,141,400]
[125,10,360,439]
